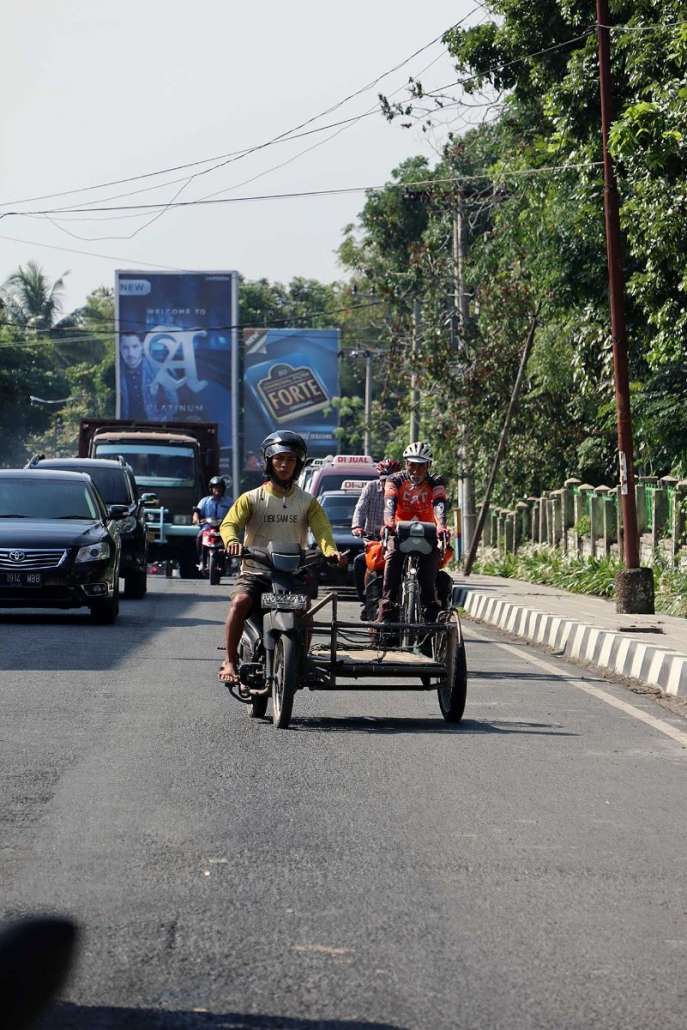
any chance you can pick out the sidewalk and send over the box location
[452,574,687,698]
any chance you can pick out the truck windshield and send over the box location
[94,444,195,487]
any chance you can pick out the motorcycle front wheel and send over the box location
[208,550,221,585]
[272,635,297,729]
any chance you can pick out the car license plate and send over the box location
[0,571,43,587]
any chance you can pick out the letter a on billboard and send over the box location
[115,270,239,480]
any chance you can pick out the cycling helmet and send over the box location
[376,458,401,477]
[261,431,307,479]
[209,475,226,494]
[403,441,433,463]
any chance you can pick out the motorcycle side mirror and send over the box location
[140,493,159,507]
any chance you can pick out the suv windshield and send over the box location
[93,444,195,487]
[40,465,132,506]
[322,495,358,526]
[0,479,99,520]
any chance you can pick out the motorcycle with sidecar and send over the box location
[222,536,467,729]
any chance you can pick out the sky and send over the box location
[0,0,486,314]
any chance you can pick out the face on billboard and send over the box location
[120,334,144,370]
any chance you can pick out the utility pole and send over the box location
[409,298,421,441]
[453,188,476,557]
[596,0,654,613]
[363,350,373,456]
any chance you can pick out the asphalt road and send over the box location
[2,576,687,1030]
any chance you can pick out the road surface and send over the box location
[1,577,686,1029]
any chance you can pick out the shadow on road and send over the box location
[287,716,576,736]
[42,1002,404,1029]
[0,582,224,672]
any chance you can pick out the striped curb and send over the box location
[452,585,687,699]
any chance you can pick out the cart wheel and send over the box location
[272,636,297,729]
[436,611,467,723]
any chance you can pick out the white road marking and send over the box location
[468,626,687,750]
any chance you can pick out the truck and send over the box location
[78,419,220,578]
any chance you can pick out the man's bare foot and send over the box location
[218,660,240,684]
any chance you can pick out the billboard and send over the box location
[242,328,340,472]
[115,270,238,478]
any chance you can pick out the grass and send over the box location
[474,545,687,618]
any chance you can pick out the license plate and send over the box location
[261,592,308,611]
[0,571,43,587]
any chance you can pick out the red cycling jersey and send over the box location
[384,471,447,529]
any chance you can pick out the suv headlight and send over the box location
[118,516,138,534]
[75,541,110,563]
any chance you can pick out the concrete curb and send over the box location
[452,585,687,699]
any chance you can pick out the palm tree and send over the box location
[1,261,71,332]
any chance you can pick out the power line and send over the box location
[0,10,482,211]
[0,299,386,340]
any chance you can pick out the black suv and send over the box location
[30,457,153,599]
[0,469,123,622]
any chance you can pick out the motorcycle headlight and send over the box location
[118,516,138,534]
[75,541,110,563]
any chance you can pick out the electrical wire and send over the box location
[0,8,482,211]
[1,162,602,221]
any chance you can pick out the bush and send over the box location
[475,545,687,618]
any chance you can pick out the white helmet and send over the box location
[403,441,433,463]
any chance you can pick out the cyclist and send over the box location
[193,476,231,568]
[351,458,401,607]
[218,431,346,685]
[378,441,450,625]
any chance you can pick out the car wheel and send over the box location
[124,569,147,599]
[89,581,120,624]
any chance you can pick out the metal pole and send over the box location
[410,299,421,440]
[230,272,240,501]
[596,0,639,570]
[363,350,372,456]
[453,191,476,555]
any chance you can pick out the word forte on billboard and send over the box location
[256,362,329,423]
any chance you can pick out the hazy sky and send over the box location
[1,1,484,313]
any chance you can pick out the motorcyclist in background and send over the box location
[217,431,347,686]
[193,476,232,569]
[351,458,401,609]
[378,441,450,625]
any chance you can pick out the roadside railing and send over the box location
[479,475,687,567]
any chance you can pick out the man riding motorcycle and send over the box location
[378,441,450,624]
[193,475,231,568]
[351,458,401,607]
[218,431,346,686]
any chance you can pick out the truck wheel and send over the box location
[272,636,297,729]
[89,582,120,625]
[178,553,199,579]
[124,569,147,599]
[208,552,221,586]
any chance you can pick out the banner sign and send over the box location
[115,271,238,472]
[242,328,340,471]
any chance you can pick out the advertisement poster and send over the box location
[242,328,340,473]
[115,271,238,475]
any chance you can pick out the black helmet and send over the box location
[209,475,225,494]
[260,431,307,478]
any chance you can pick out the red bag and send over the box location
[364,540,385,572]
